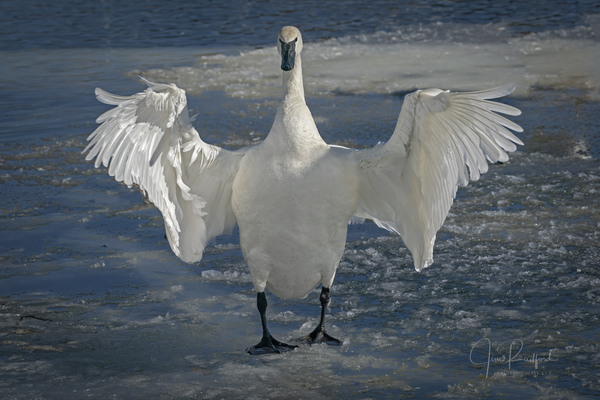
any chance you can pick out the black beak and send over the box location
[280,38,297,71]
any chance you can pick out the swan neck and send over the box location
[282,55,305,102]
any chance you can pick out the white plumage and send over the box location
[84,26,523,353]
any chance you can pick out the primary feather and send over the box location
[354,85,523,270]
[85,79,248,263]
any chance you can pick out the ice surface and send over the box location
[138,27,599,100]
[2,90,599,400]
[2,157,599,396]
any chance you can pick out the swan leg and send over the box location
[296,287,342,346]
[246,291,298,355]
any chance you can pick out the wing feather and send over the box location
[355,84,523,271]
[84,79,248,262]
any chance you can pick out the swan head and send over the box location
[278,26,303,71]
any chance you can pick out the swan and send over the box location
[84,26,523,355]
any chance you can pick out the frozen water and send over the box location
[1,1,600,399]
[140,31,599,99]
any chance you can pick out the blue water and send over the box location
[2,0,597,50]
[1,1,599,399]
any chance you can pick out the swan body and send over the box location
[84,26,523,353]
[233,144,357,299]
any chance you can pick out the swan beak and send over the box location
[280,39,296,71]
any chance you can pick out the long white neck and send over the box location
[282,55,305,105]
[263,54,326,161]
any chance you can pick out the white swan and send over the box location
[84,26,523,354]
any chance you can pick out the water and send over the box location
[1,1,599,398]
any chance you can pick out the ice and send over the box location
[138,26,599,101]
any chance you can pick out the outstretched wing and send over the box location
[84,78,248,262]
[354,84,523,271]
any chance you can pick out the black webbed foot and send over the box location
[296,326,342,346]
[247,335,298,355]
[248,291,298,355]
[295,286,343,346]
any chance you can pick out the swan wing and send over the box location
[84,78,248,262]
[354,84,523,271]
